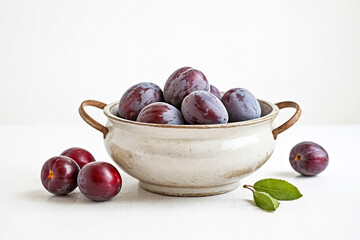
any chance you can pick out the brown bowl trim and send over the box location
[103,99,279,129]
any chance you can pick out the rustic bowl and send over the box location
[79,99,301,197]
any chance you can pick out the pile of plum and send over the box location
[41,148,122,201]
[118,67,262,125]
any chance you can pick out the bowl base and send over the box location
[139,181,239,197]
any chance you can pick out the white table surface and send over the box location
[0,124,359,240]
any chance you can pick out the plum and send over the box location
[60,147,95,168]
[41,156,80,195]
[118,82,164,121]
[181,90,228,124]
[289,141,329,176]
[210,85,221,99]
[221,88,261,122]
[137,102,185,125]
[77,162,122,202]
[164,67,209,109]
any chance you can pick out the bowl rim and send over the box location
[102,99,279,129]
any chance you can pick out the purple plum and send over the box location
[181,90,228,124]
[289,141,329,176]
[164,67,209,109]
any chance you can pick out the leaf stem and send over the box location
[243,185,255,192]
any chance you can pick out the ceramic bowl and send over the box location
[79,99,301,196]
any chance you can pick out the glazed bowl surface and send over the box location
[79,99,301,196]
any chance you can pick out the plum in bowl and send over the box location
[79,100,301,196]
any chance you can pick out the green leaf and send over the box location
[253,191,280,211]
[253,178,303,201]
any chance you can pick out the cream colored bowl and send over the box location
[79,99,301,197]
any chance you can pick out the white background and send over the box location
[1,0,359,125]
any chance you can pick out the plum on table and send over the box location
[41,156,80,195]
[289,141,329,176]
[61,147,95,168]
[77,162,122,201]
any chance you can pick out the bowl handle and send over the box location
[272,101,302,140]
[79,100,109,139]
